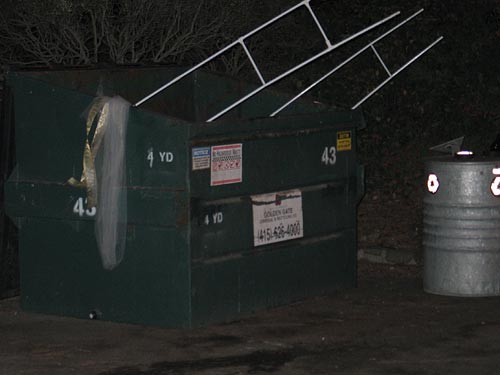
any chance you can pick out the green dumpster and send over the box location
[4,67,364,327]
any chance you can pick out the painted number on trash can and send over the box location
[321,146,337,166]
[73,197,96,217]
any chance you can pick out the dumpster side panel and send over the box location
[0,84,19,299]
[189,117,361,200]
[191,230,356,325]
[192,71,326,122]
[126,109,190,189]
[7,73,91,181]
[17,67,196,121]
[6,71,191,187]
[19,218,191,327]
[191,182,358,260]
[5,182,187,227]
[6,72,193,327]
[189,114,362,325]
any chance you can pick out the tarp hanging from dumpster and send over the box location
[94,96,129,270]
[69,96,130,270]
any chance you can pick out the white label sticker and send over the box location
[210,144,243,186]
[252,189,303,247]
[192,147,211,170]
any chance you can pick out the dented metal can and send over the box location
[423,156,500,296]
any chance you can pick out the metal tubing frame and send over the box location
[304,1,332,48]
[270,9,427,117]
[206,11,400,122]
[350,36,443,109]
[134,0,308,107]
[371,45,391,76]
[134,0,400,123]
[240,39,266,84]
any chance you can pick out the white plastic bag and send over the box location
[93,96,130,270]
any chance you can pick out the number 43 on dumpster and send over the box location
[73,197,96,217]
[321,146,337,166]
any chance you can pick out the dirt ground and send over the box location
[2,261,500,375]
[357,191,422,264]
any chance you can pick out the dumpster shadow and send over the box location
[98,348,306,375]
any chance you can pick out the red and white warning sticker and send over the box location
[210,143,243,186]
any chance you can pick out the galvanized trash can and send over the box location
[423,155,500,297]
[4,67,365,327]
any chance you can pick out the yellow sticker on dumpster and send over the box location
[337,131,352,151]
